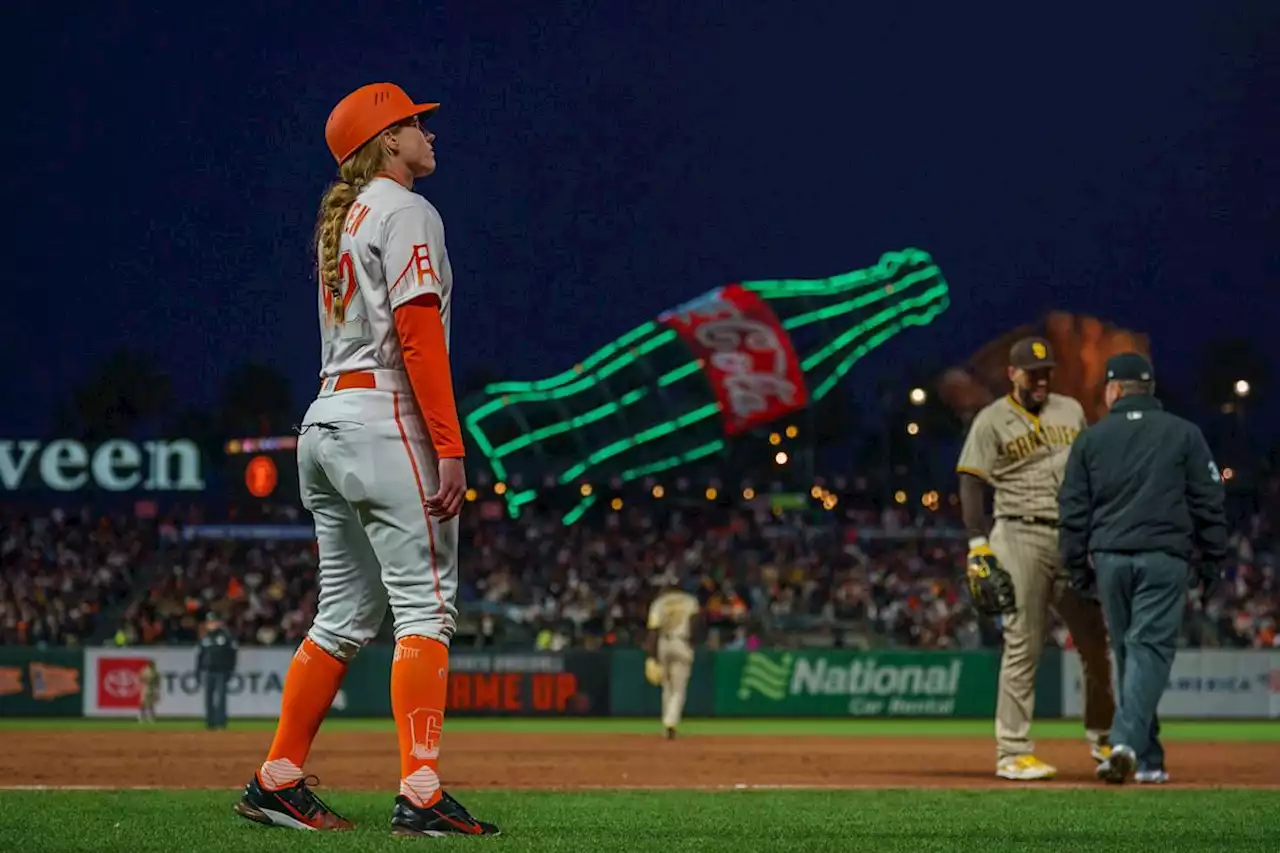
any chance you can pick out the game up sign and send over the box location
[335,649,612,717]
[714,650,999,717]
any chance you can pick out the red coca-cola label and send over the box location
[659,285,808,436]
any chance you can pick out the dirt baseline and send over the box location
[4,729,1278,790]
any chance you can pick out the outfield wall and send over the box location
[2,646,1277,720]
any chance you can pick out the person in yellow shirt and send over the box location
[644,573,702,739]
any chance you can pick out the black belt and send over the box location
[998,516,1060,528]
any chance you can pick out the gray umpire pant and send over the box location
[1093,551,1187,771]
[204,671,230,729]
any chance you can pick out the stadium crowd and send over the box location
[4,473,1275,652]
[0,506,147,647]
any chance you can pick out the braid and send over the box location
[314,138,388,324]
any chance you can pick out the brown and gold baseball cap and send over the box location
[1009,337,1056,370]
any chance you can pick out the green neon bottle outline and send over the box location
[474,277,947,467]
[480,281,949,515]
[465,257,945,450]
[457,249,950,520]
[477,248,932,400]
[498,287,948,516]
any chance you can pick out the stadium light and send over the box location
[494,482,508,495]
[1234,379,1251,398]
[743,487,756,500]
[611,497,623,510]
[579,483,593,497]
[705,487,718,500]
[785,425,799,439]
[909,388,927,405]
[774,451,789,465]
[906,422,920,436]
[769,432,782,446]
[652,485,665,498]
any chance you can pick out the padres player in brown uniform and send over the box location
[957,337,1116,780]
[645,574,701,740]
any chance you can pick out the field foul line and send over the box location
[4,783,1280,793]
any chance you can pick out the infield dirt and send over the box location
[3,729,1278,790]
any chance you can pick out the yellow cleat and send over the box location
[996,755,1057,781]
[1091,744,1112,763]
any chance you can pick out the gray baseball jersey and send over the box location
[956,393,1087,520]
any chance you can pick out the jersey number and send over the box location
[322,252,358,321]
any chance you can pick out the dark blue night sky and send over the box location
[9,1,1278,434]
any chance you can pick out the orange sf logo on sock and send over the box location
[408,707,443,760]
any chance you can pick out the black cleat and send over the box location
[666,727,676,740]
[233,774,354,831]
[390,791,500,837]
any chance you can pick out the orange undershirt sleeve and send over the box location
[393,294,465,459]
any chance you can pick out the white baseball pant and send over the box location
[296,369,458,661]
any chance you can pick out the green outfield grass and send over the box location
[3,715,1279,741]
[3,718,1277,852]
[0,789,1275,853]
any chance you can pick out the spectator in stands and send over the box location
[13,472,1275,653]
[0,508,146,647]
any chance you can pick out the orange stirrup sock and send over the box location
[391,635,450,808]
[259,637,348,790]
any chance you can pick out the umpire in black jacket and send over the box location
[1058,352,1227,785]
[196,614,239,730]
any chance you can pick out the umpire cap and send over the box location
[1009,337,1056,370]
[1104,352,1154,383]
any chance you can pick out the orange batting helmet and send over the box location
[325,83,439,165]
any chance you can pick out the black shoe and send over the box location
[233,774,354,831]
[666,727,676,740]
[390,791,500,837]
[1095,745,1137,785]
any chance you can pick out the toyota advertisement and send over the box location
[83,647,316,719]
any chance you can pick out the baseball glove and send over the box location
[644,657,662,686]
[966,542,1017,616]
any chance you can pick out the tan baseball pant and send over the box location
[657,637,693,729]
[990,519,1115,761]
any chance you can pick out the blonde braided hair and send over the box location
[314,139,387,324]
